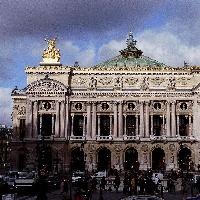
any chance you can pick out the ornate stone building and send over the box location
[11,32,200,173]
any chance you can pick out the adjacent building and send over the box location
[11,33,200,172]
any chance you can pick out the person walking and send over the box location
[114,174,120,192]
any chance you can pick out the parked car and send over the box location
[72,171,85,183]
[47,175,61,190]
[120,195,161,200]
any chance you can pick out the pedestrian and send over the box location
[60,178,69,200]
[131,175,137,195]
[114,174,120,192]
[100,176,107,191]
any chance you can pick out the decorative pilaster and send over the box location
[33,101,38,138]
[118,102,123,138]
[97,115,100,137]
[113,102,118,138]
[166,101,171,137]
[171,101,176,137]
[177,115,180,136]
[25,100,33,139]
[150,115,153,135]
[71,114,74,137]
[136,115,139,136]
[109,115,113,137]
[124,115,127,136]
[92,103,97,140]
[65,99,69,139]
[139,101,144,138]
[52,115,55,135]
[189,115,192,137]
[162,115,165,136]
[55,101,60,137]
[60,101,65,138]
[83,115,86,137]
[145,101,149,138]
[86,102,92,139]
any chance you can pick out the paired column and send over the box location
[166,101,171,137]
[118,102,123,138]
[60,101,65,138]
[139,101,144,138]
[65,99,69,139]
[33,101,38,138]
[86,102,92,139]
[83,115,86,137]
[25,100,33,138]
[92,103,97,139]
[189,115,192,137]
[55,101,60,137]
[71,114,74,137]
[145,101,150,138]
[176,115,180,136]
[171,101,176,137]
[113,102,118,138]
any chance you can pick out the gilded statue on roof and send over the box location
[42,38,61,63]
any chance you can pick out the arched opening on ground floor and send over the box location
[124,148,139,171]
[71,147,85,172]
[97,147,111,171]
[152,148,165,171]
[178,147,192,171]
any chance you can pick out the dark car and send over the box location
[47,175,61,190]
[0,177,9,197]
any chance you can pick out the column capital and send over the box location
[112,101,119,105]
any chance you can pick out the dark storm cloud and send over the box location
[0,0,164,38]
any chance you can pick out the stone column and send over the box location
[83,115,86,137]
[189,115,192,137]
[171,101,176,137]
[39,115,42,135]
[177,115,180,136]
[55,101,60,137]
[118,102,123,138]
[145,101,150,138]
[25,100,33,138]
[60,101,65,138]
[65,99,69,139]
[71,114,74,137]
[124,115,127,136]
[166,101,171,137]
[150,115,153,135]
[92,103,97,140]
[97,115,100,137]
[52,115,55,135]
[86,102,92,139]
[113,102,118,138]
[136,115,139,136]
[33,101,38,138]
[192,99,198,139]
[109,115,113,137]
[162,115,165,136]
[139,101,144,138]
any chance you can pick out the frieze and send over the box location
[71,77,88,86]
[98,77,113,86]
[17,106,26,116]
[150,77,165,86]
[124,77,138,86]
[176,77,191,86]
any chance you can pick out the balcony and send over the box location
[176,135,195,141]
[123,135,140,141]
[150,135,166,141]
[96,135,112,141]
[70,136,86,141]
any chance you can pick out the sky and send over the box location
[0,0,200,126]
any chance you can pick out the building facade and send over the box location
[11,33,200,173]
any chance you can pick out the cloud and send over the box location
[0,0,164,39]
[0,88,12,126]
[97,29,200,67]
[137,30,200,66]
[61,40,96,66]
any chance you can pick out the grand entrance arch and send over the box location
[178,147,192,171]
[71,147,85,171]
[98,147,111,171]
[152,148,165,171]
[124,148,139,171]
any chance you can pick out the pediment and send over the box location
[192,82,200,93]
[26,77,68,95]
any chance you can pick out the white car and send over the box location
[71,171,85,183]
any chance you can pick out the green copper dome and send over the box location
[94,32,167,69]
